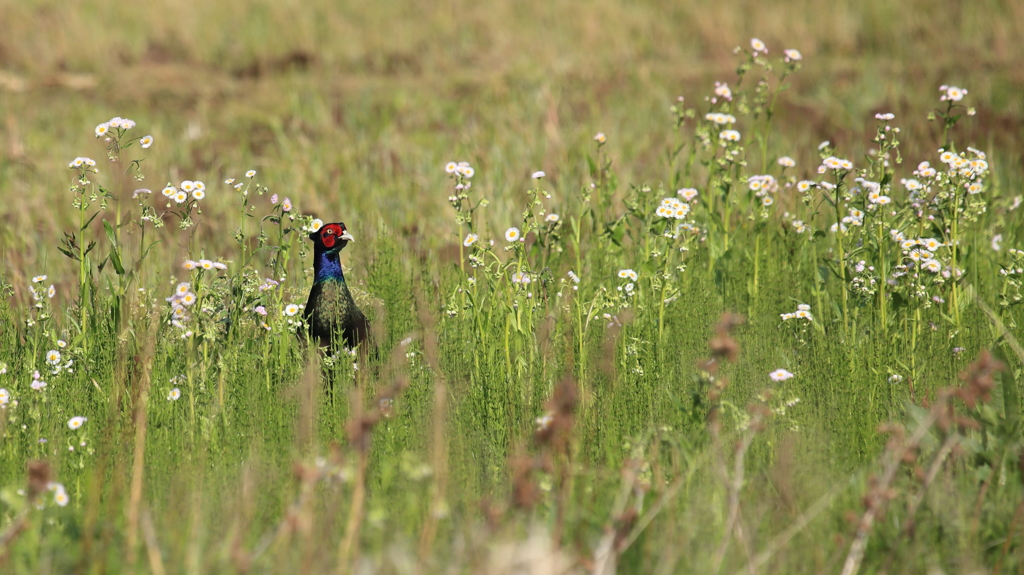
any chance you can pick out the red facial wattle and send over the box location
[320,224,344,248]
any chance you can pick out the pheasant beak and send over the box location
[341,229,355,242]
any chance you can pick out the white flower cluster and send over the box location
[655,197,691,219]
[162,180,207,204]
[780,303,813,321]
[445,161,475,179]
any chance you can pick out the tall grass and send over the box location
[2,1,1024,573]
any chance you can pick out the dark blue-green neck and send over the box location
[313,248,346,284]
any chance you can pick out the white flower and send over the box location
[46,350,61,365]
[567,271,580,283]
[180,180,195,192]
[175,282,191,296]
[769,369,794,382]
[183,260,198,270]
[53,486,69,507]
[281,197,292,212]
[459,165,475,178]
[245,170,257,178]
[532,171,545,179]
[224,178,235,184]
[309,219,324,232]
[714,82,732,100]
[593,132,607,144]
[940,85,967,102]
[888,374,903,384]
[992,234,1003,252]
[750,38,766,53]
[797,304,810,311]
[922,259,942,273]
[445,162,458,174]
[95,123,110,138]
[505,227,521,242]
[198,259,213,270]
[784,49,802,62]
[777,156,796,168]
[545,213,560,223]
[512,271,531,284]
[192,189,205,200]
[677,188,698,201]
[32,275,47,283]
[213,262,228,270]
[719,130,741,142]
[162,185,176,198]
[173,191,188,204]
[47,285,56,298]
[57,340,67,348]
[618,269,638,281]
[874,113,895,121]
[168,388,181,401]
[140,135,154,148]
[762,196,774,207]
[68,416,87,430]
[284,304,300,316]
[463,233,479,247]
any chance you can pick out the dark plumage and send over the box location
[304,222,369,351]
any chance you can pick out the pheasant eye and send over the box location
[325,229,334,234]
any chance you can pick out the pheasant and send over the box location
[304,222,369,352]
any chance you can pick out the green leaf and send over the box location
[81,210,101,231]
[109,247,125,275]
[58,246,79,261]
[103,219,118,247]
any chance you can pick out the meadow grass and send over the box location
[2,1,1024,573]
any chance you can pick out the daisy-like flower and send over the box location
[162,185,176,198]
[57,340,67,348]
[281,197,293,212]
[194,181,205,191]
[180,292,197,306]
[567,270,580,284]
[183,260,198,270]
[505,227,521,242]
[939,85,967,102]
[777,156,796,168]
[245,170,257,178]
[69,157,84,168]
[132,188,152,199]
[512,271,531,284]
[901,239,920,250]
[199,259,214,270]
[545,213,560,223]
[794,310,813,320]
[532,171,546,179]
[750,38,766,53]
[180,180,195,193]
[677,188,698,201]
[876,196,891,205]
[889,374,903,384]
[593,132,607,144]
[714,81,732,101]
[784,48,802,62]
[173,191,188,204]
[922,259,942,273]
[459,165,475,178]
[445,162,458,174]
[719,130,741,142]
[32,275,47,283]
[225,178,236,185]
[780,313,795,320]
[254,305,267,316]
[463,233,479,247]
[53,486,69,507]
[656,205,673,218]
[769,369,794,382]
[192,189,205,200]
[175,282,191,296]
[762,196,774,207]
[67,416,87,430]
[284,304,300,316]
[796,180,815,193]
[234,183,244,191]
[31,378,47,391]
[618,269,638,281]
[46,350,61,365]
[168,388,181,401]
[140,135,154,148]
[95,123,110,138]
[967,182,983,195]
[309,218,324,232]
[922,238,942,251]
[797,304,810,311]
[792,220,807,233]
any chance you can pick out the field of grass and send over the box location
[2,0,1024,573]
